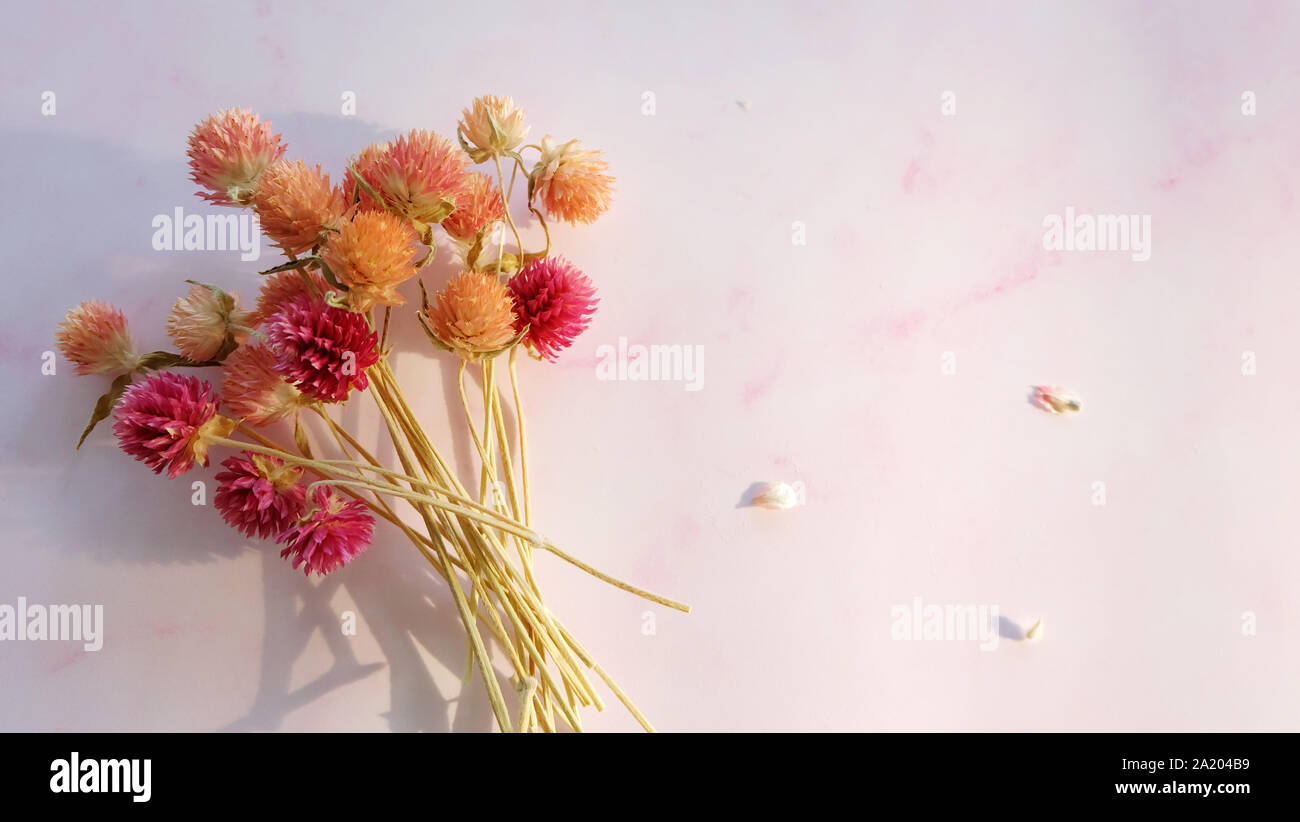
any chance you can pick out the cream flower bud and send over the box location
[750,481,799,510]
[167,281,254,362]
[458,95,529,162]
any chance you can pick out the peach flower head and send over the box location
[530,135,614,225]
[187,108,286,207]
[56,300,141,376]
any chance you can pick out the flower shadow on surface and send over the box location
[7,116,500,731]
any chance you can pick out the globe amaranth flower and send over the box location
[320,210,420,313]
[265,295,380,402]
[56,300,141,376]
[166,282,254,362]
[221,343,306,426]
[346,130,467,224]
[214,451,308,540]
[507,256,598,361]
[422,271,518,359]
[251,267,331,328]
[187,108,286,206]
[252,160,346,255]
[276,486,374,576]
[440,172,505,245]
[113,372,234,478]
[530,135,613,225]
[458,95,529,162]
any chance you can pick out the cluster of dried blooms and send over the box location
[56,99,685,732]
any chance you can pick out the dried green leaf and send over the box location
[465,229,485,270]
[426,199,457,225]
[348,165,385,208]
[417,240,437,270]
[259,257,320,276]
[293,413,313,459]
[136,350,219,370]
[77,372,133,449]
[317,258,349,292]
[479,324,530,360]
[456,124,493,164]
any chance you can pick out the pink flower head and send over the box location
[440,172,505,243]
[56,300,140,376]
[214,451,308,540]
[265,295,379,403]
[113,372,232,478]
[530,135,614,225]
[276,486,374,575]
[251,267,330,327]
[508,256,598,361]
[221,343,305,426]
[187,108,286,206]
[346,130,468,224]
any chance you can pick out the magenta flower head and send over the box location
[507,256,598,361]
[265,295,380,403]
[276,486,374,575]
[214,452,308,540]
[113,372,233,478]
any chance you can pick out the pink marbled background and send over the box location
[2,0,1299,730]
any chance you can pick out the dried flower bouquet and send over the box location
[56,98,689,732]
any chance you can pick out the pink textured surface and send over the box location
[3,0,1300,730]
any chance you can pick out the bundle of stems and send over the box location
[214,336,688,733]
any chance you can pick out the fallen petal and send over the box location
[1030,385,1081,415]
[750,481,798,510]
[1025,618,1045,641]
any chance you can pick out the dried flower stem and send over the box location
[493,154,524,274]
[370,364,597,727]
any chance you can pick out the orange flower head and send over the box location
[531,135,614,225]
[253,160,346,255]
[321,211,420,313]
[422,271,518,359]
